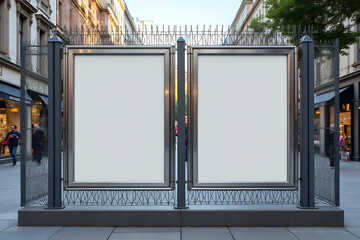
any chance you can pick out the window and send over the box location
[37,0,51,16]
[58,1,62,28]
[15,0,37,64]
[18,16,24,63]
[0,0,9,57]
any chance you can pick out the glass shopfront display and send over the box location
[340,104,351,160]
[0,99,21,157]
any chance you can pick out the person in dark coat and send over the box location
[32,124,44,165]
[5,125,20,166]
[328,124,335,168]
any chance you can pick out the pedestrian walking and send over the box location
[32,124,44,165]
[328,124,335,168]
[4,125,20,166]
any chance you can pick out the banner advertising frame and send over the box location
[63,46,175,190]
[187,46,298,190]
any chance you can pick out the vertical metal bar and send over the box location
[48,36,63,209]
[333,39,340,206]
[175,37,188,209]
[299,35,315,208]
[20,41,27,207]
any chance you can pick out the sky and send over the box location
[125,0,242,27]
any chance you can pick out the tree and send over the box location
[250,0,360,53]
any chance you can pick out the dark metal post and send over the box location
[20,41,27,207]
[175,37,188,209]
[333,39,340,206]
[48,36,63,209]
[299,35,315,208]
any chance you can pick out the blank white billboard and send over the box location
[195,54,290,185]
[72,54,166,185]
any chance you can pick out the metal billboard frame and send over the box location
[187,46,298,190]
[63,46,176,190]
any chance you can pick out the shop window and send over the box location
[0,100,20,157]
[340,103,352,160]
[0,0,10,57]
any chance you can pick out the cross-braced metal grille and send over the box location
[187,190,299,205]
[63,190,176,206]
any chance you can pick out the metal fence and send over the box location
[58,25,312,46]
[313,40,340,206]
[21,43,49,206]
[21,26,339,207]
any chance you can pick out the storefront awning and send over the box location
[314,87,349,105]
[0,82,33,105]
[39,95,63,111]
[39,95,48,105]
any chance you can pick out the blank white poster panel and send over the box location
[197,55,288,183]
[74,55,165,183]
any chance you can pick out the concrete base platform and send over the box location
[18,205,344,227]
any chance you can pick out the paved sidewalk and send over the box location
[0,161,360,239]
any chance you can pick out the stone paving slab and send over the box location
[345,217,360,227]
[0,232,55,240]
[346,227,360,238]
[49,227,114,240]
[181,227,229,232]
[0,211,18,221]
[290,230,360,240]
[4,225,62,233]
[114,227,180,233]
[231,230,298,240]
[229,227,288,232]
[181,231,233,240]
[0,220,17,232]
[109,232,181,240]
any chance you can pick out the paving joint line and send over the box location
[285,227,302,240]
[47,226,64,240]
[0,222,17,233]
[106,227,116,240]
[227,226,236,240]
[343,228,360,239]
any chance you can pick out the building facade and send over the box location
[57,0,137,44]
[231,0,360,161]
[0,0,138,163]
[135,19,153,32]
[0,0,56,162]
